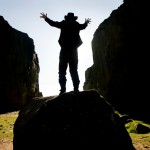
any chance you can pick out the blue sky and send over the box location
[0,0,123,96]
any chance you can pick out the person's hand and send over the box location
[40,12,47,19]
[85,18,91,24]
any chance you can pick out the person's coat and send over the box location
[45,18,88,49]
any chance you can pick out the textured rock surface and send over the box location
[13,90,135,150]
[0,16,41,113]
[84,0,149,121]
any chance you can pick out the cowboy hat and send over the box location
[64,12,78,20]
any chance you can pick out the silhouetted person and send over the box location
[40,12,91,95]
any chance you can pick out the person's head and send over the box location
[64,12,78,21]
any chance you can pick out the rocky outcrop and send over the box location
[84,1,149,121]
[13,90,135,150]
[0,16,42,113]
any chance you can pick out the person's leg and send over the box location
[58,50,68,94]
[69,49,80,91]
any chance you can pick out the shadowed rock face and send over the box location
[13,90,135,150]
[0,16,41,113]
[84,1,149,121]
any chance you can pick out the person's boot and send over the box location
[73,83,79,92]
[59,79,66,95]
[74,88,79,92]
[59,88,66,95]
[59,90,66,95]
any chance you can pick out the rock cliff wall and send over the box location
[0,16,41,113]
[84,0,149,121]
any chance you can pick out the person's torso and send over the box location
[59,20,82,48]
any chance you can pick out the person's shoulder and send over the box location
[60,20,66,24]
[61,20,65,23]
[74,20,79,23]
[75,21,80,25]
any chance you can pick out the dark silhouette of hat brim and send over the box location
[64,16,78,20]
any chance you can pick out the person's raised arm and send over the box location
[40,12,47,19]
[85,18,91,25]
[40,12,61,28]
[78,18,91,30]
